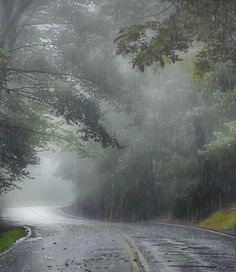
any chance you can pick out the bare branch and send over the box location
[17,21,76,28]
[138,2,175,20]
[7,88,55,107]
[10,42,73,52]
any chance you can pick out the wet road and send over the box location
[0,207,236,272]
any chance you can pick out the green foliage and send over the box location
[2,0,236,222]
[204,121,236,159]
[71,60,236,221]
[60,0,236,221]
[0,0,122,193]
[0,48,10,62]
[0,97,51,192]
[115,0,236,77]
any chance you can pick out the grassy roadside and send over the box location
[0,227,27,252]
[199,206,236,230]
[153,205,236,233]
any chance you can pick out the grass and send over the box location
[0,227,27,251]
[200,206,236,230]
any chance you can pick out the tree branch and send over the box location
[10,42,74,52]
[17,21,76,28]
[4,67,122,100]
[7,88,55,107]
[138,2,175,20]
[0,122,91,156]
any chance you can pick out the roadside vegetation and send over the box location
[57,0,236,222]
[200,205,236,230]
[0,228,27,251]
[1,0,236,223]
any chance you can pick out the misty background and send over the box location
[0,0,235,223]
[1,152,75,207]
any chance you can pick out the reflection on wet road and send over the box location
[119,223,236,271]
[1,207,131,272]
[1,207,236,271]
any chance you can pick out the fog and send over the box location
[2,153,75,208]
[0,0,236,223]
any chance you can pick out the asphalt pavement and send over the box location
[0,207,236,272]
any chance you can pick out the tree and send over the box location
[115,0,236,76]
[73,0,236,220]
[0,0,121,192]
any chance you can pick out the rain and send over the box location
[0,0,236,271]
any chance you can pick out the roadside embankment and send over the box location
[199,205,236,236]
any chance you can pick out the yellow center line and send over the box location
[122,237,141,272]
[114,228,151,272]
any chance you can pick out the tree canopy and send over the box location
[59,0,236,220]
[115,0,236,77]
[0,0,121,192]
[2,0,236,222]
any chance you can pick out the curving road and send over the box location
[0,207,236,271]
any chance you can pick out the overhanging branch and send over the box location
[4,67,122,100]
[0,122,91,157]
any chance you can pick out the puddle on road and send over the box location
[26,237,44,242]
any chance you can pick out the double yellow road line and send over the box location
[119,233,151,272]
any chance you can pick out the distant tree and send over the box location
[53,0,236,221]
[112,0,236,219]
